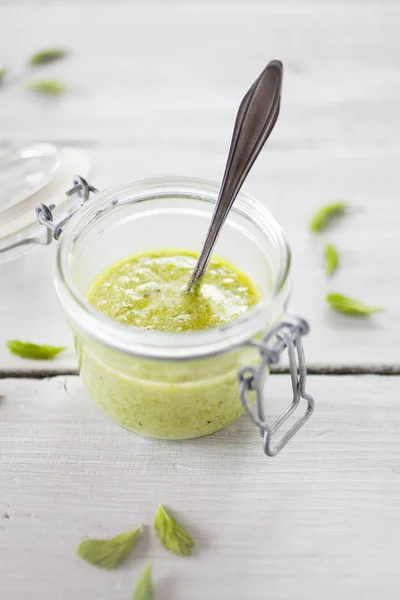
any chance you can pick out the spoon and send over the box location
[186,59,283,294]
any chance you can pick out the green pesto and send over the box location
[79,250,262,440]
[86,249,260,332]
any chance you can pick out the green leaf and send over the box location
[132,562,153,600]
[6,341,67,360]
[326,293,384,316]
[310,201,348,233]
[29,48,67,66]
[0,67,6,86]
[77,526,142,570]
[324,243,339,276]
[154,505,194,556]
[28,79,66,95]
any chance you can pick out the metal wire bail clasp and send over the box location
[35,175,98,242]
[238,317,315,457]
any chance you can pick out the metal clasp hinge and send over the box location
[238,317,315,457]
[35,175,98,243]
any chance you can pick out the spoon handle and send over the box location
[186,59,283,293]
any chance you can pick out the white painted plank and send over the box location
[1,375,400,599]
[0,4,399,149]
[0,147,398,371]
[4,0,397,6]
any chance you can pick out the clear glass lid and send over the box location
[0,143,61,216]
[0,143,90,263]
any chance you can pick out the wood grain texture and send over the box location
[0,0,399,369]
[1,374,400,600]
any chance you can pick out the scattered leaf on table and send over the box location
[6,341,67,360]
[0,67,6,86]
[154,504,194,556]
[29,48,68,66]
[310,201,348,233]
[324,243,339,276]
[28,79,66,95]
[77,526,142,570]
[132,562,153,600]
[326,293,384,316]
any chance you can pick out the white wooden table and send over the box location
[1,2,400,599]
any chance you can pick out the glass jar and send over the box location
[1,157,314,456]
[54,176,313,448]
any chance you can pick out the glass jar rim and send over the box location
[55,176,291,360]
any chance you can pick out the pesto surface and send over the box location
[86,250,260,332]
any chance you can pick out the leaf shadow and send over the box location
[325,307,385,331]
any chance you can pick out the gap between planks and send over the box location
[0,365,400,380]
